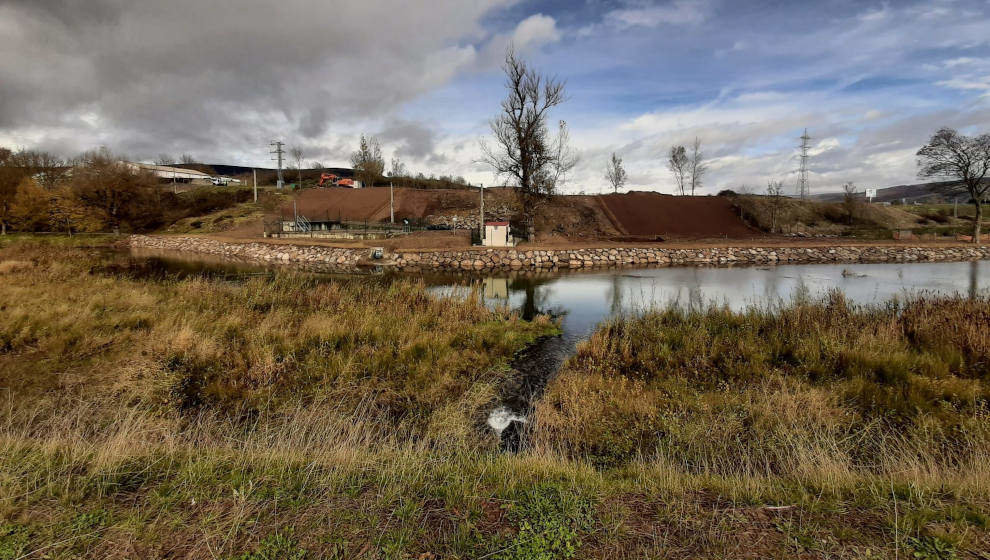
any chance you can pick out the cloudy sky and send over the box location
[2,0,990,194]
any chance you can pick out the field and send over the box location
[2,238,989,558]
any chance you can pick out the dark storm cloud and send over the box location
[378,118,440,160]
[0,0,510,161]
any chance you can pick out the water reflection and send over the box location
[443,261,989,344]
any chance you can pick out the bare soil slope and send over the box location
[599,192,757,238]
[280,187,510,222]
[284,187,392,222]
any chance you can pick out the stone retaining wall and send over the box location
[130,235,990,272]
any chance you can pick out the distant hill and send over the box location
[175,163,354,186]
[812,180,975,203]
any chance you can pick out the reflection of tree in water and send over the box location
[792,275,811,305]
[508,275,557,320]
[762,266,783,306]
[970,260,981,299]
[608,274,623,316]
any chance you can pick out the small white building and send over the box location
[483,221,516,247]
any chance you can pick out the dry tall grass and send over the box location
[2,238,988,558]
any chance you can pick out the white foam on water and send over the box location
[487,406,526,434]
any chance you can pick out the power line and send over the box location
[797,128,811,199]
[269,140,284,190]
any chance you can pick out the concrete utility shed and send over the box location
[483,221,515,247]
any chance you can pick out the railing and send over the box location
[295,215,311,233]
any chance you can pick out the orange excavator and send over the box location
[317,173,339,187]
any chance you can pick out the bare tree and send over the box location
[667,145,688,195]
[350,134,385,187]
[604,152,627,193]
[23,151,67,190]
[842,181,858,225]
[767,179,784,234]
[179,153,196,164]
[290,146,303,188]
[389,156,406,178]
[156,154,175,166]
[481,48,575,236]
[917,127,990,243]
[688,137,707,195]
[310,161,324,170]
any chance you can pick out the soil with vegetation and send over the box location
[1,236,989,558]
[730,193,981,239]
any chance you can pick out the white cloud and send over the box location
[605,0,710,28]
[512,14,561,50]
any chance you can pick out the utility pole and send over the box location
[253,169,258,203]
[797,129,811,199]
[479,183,485,241]
[389,182,394,224]
[269,140,285,190]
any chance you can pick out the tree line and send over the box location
[0,147,251,235]
[281,135,473,190]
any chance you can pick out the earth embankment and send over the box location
[598,192,757,238]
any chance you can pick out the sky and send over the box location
[2,0,990,195]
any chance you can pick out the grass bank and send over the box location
[2,238,989,558]
[535,293,990,557]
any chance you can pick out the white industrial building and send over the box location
[124,162,239,185]
[124,162,212,181]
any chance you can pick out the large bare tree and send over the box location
[481,49,576,235]
[688,137,707,195]
[666,145,688,195]
[917,127,990,243]
[604,152,626,194]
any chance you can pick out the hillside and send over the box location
[599,192,758,238]
[813,179,975,203]
[274,188,754,241]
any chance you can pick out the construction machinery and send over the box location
[317,173,340,187]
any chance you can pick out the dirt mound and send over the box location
[599,192,757,238]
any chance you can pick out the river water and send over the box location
[123,249,990,446]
